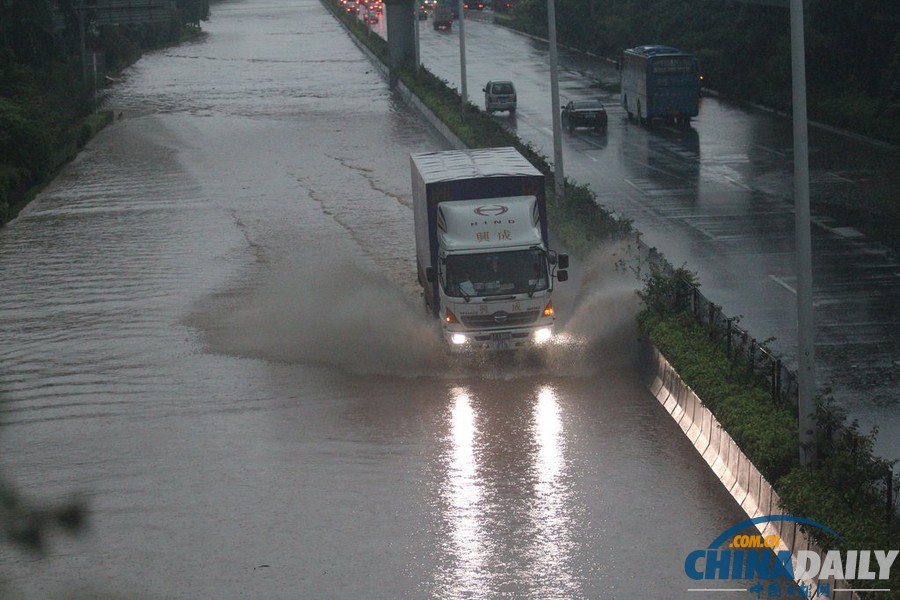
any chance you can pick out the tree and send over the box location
[0,0,61,68]
[179,0,210,27]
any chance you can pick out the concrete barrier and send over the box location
[649,347,859,600]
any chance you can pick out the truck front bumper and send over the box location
[443,325,554,352]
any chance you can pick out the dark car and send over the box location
[561,99,608,132]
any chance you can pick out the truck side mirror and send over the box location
[426,266,435,282]
[557,254,569,269]
[557,270,568,282]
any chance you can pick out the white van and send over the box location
[483,80,517,114]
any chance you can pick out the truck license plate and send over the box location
[492,332,511,349]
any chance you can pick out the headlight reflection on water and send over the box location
[437,385,580,598]
[531,386,578,594]
[442,388,489,594]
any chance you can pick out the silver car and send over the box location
[483,80,517,114]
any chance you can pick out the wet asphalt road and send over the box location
[0,1,764,598]
[411,14,900,461]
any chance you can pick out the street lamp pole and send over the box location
[789,0,815,466]
[547,0,564,197]
[458,0,467,106]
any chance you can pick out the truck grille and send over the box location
[460,309,541,329]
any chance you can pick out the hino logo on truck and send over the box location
[470,204,516,228]
[473,205,508,217]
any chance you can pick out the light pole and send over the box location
[789,0,816,466]
[458,0,467,106]
[735,0,815,465]
[547,0,564,197]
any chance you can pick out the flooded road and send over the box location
[0,0,757,598]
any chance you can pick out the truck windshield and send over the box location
[444,249,549,298]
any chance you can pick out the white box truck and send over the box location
[411,147,569,351]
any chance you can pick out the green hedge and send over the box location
[638,306,798,483]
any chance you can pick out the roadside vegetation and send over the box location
[329,2,900,595]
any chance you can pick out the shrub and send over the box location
[0,98,53,179]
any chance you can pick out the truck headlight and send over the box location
[533,327,553,344]
[451,333,468,345]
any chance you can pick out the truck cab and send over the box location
[430,197,565,350]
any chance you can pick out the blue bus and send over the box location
[620,45,700,127]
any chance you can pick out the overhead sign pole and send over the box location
[789,0,816,466]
